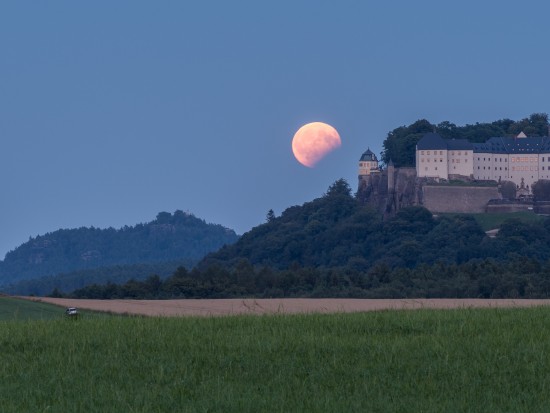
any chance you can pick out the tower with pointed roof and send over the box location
[358,148,379,176]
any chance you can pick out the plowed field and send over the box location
[20,297,550,317]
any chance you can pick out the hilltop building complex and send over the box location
[416,132,550,189]
[357,131,550,217]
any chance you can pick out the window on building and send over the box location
[440,151,443,155]
[435,167,438,170]
[421,159,424,162]
[425,167,428,171]
[427,151,430,155]
[421,151,424,155]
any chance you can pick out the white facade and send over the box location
[417,148,448,179]
[416,133,550,189]
[447,149,473,177]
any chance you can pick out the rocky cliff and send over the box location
[358,168,501,216]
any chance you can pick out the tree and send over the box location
[381,119,434,166]
[266,209,276,223]
[532,180,550,201]
[499,181,517,200]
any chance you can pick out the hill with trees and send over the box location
[382,113,549,167]
[65,180,550,299]
[0,210,238,287]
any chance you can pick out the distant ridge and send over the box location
[0,210,238,286]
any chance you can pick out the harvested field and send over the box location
[20,297,550,317]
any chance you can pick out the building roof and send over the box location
[447,139,473,150]
[416,133,447,150]
[417,132,550,154]
[360,148,378,162]
[417,133,473,151]
[473,136,550,154]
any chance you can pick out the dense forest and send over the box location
[0,210,238,286]
[382,113,549,167]
[65,180,550,299]
[2,259,194,296]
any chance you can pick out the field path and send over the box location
[19,297,550,317]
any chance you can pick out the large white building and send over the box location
[416,132,550,189]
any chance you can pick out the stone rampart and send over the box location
[422,186,500,213]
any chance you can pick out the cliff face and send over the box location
[357,167,424,216]
[358,168,501,216]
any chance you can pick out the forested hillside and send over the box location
[382,113,549,167]
[2,260,194,296]
[68,180,550,299]
[0,210,238,286]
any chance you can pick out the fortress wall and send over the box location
[422,186,500,213]
[486,204,533,213]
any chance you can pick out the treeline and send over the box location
[0,210,238,285]
[3,259,195,296]
[382,113,550,167]
[60,180,550,299]
[65,257,550,299]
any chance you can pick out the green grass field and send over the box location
[2,305,550,412]
[0,296,70,321]
[0,296,108,321]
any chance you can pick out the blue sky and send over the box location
[1,1,549,258]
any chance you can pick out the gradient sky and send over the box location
[1,1,550,258]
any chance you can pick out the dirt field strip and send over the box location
[19,297,550,317]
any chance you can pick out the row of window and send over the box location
[477,166,546,172]
[478,166,507,170]
[420,151,444,155]
[511,157,537,163]
[420,158,471,163]
[477,157,508,162]
[421,152,550,162]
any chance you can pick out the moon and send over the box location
[292,122,341,167]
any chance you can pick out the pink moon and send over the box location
[292,122,342,168]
